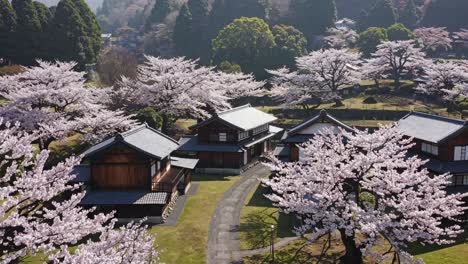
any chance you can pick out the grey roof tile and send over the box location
[397,112,467,143]
[82,124,179,159]
[81,191,169,205]
[196,104,277,131]
[177,136,244,153]
[171,156,199,169]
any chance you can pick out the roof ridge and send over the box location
[119,124,147,138]
[217,104,252,116]
[409,111,465,125]
[142,123,180,145]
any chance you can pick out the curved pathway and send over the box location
[207,164,270,264]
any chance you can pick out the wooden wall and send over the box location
[198,121,239,143]
[90,144,151,190]
[197,152,242,168]
[440,129,468,161]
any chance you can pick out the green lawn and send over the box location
[149,174,241,264]
[239,183,296,250]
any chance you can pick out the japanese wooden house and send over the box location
[73,124,198,222]
[274,110,354,162]
[177,104,283,174]
[397,112,468,193]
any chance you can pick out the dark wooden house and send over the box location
[397,112,468,193]
[274,110,354,162]
[73,124,198,222]
[177,104,283,174]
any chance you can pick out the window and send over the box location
[219,133,227,142]
[238,131,249,140]
[421,142,438,156]
[454,175,468,186]
[454,146,468,161]
[253,124,268,135]
[151,163,156,176]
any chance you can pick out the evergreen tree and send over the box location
[0,0,17,64]
[173,4,192,56]
[72,0,102,63]
[0,0,17,32]
[188,0,210,61]
[387,23,414,41]
[11,0,44,64]
[289,0,337,43]
[363,0,396,29]
[12,0,41,31]
[33,2,52,29]
[422,0,468,31]
[208,0,269,44]
[399,0,419,29]
[272,24,307,68]
[145,0,171,31]
[50,0,90,67]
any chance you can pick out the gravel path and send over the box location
[206,164,270,264]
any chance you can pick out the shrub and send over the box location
[363,96,378,104]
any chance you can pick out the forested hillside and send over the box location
[37,0,103,10]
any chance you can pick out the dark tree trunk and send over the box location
[334,98,344,107]
[161,114,170,135]
[339,229,363,264]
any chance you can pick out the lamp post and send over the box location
[270,224,275,263]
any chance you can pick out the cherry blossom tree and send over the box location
[324,23,358,49]
[264,126,466,264]
[414,27,453,55]
[267,49,361,108]
[0,61,136,151]
[365,40,428,87]
[116,55,264,133]
[0,121,158,263]
[416,61,468,111]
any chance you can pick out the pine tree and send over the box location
[364,0,396,29]
[145,0,171,31]
[72,0,102,63]
[33,2,52,29]
[0,0,17,64]
[173,4,192,56]
[0,0,17,32]
[11,0,44,64]
[399,0,419,29]
[188,0,210,61]
[12,0,41,31]
[50,0,89,67]
[289,0,337,42]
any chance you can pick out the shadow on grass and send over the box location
[192,174,236,182]
[246,184,274,207]
[243,239,343,264]
[408,231,468,255]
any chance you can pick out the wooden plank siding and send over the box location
[90,144,151,190]
[412,129,468,161]
[198,121,239,144]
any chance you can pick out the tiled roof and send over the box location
[397,112,467,143]
[171,156,199,169]
[196,104,277,131]
[71,165,91,182]
[425,159,468,174]
[282,110,354,141]
[244,125,283,148]
[82,124,179,159]
[81,191,169,205]
[177,136,245,153]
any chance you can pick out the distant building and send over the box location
[73,124,198,223]
[178,104,283,174]
[396,111,468,193]
[274,110,354,162]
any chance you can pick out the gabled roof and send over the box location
[194,104,277,131]
[396,111,468,143]
[171,157,199,170]
[177,136,245,153]
[282,110,354,141]
[82,124,179,159]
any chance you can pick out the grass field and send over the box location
[239,183,296,250]
[148,174,241,264]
